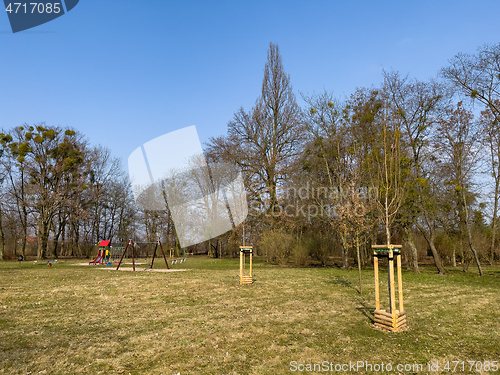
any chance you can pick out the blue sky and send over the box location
[1,0,500,168]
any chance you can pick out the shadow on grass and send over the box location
[328,276,356,290]
[329,276,375,323]
[355,298,375,323]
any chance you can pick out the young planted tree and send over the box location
[358,85,408,247]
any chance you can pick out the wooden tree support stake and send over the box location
[239,246,253,285]
[372,244,407,332]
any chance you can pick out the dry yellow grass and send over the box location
[1,258,499,374]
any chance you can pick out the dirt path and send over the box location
[73,263,189,272]
[100,267,189,272]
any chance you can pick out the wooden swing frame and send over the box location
[116,239,169,271]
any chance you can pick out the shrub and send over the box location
[304,235,331,266]
[260,230,294,265]
[292,242,309,266]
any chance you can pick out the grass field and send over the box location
[1,258,499,374]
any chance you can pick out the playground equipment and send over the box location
[239,246,253,285]
[116,239,169,271]
[89,240,111,265]
[168,247,186,266]
[133,242,155,266]
[108,246,126,265]
[170,258,186,265]
[372,244,407,332]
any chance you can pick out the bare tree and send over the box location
[442,43,500,123]
[208,43,303,213]
[479,103,500,263]
[351,85,408,247]
[384,71,448,274]
[302,91,377,270]
[436,102,484,276]
[302,91,352,269]
[376,85,407,245]
[2,127,33,258]
[0,132,14,259]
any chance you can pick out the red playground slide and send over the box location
[89,249,104,265]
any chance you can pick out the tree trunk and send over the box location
[490,182,498,265]
[21,234,26,259]
[491,216,497,265]
[385,195,391,245]
[356,231,362,294]
[417,214,446,274]
[0,205,4,260]
[361,236,366,266]
[74,221,82,257]
[462,189,483,276]
[69,217,75,257]
[459,236,467,271]
[341,231,348,270]
[208,239,213,258]
[405,227,420,274]
[52,229,58,259]
[61,223,66,257]
[37,217,51,260]
[210,241,219,259]
[427,235,446,275]
[51,218,65,259]
[13,232,18,255]
[20,170,28,259]
[465,224,482,276]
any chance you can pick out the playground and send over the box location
[1,258,499,374]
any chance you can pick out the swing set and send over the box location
[108,246,126,265]
[168,247,186,265]
[116,239,169,271]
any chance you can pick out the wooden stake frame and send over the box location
[239,246,253,285]
[372,244,407,332]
